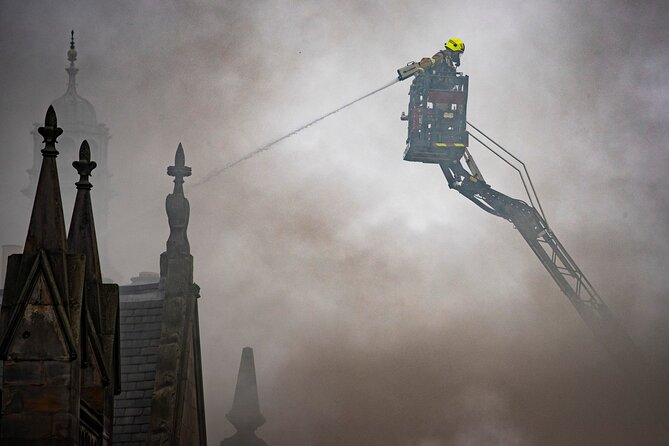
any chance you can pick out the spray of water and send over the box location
[193,78,400,187]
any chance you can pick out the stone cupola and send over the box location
[24,31,114,277]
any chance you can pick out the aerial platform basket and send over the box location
[402,70,469,164]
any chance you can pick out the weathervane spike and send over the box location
[66,30,79,93]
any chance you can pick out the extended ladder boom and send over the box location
[439,162,646,371]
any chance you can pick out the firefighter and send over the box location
[418,38,466,72]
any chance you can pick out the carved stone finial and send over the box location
[80,139,90,161]
[165,143,191,257]
[175,142,185,166]
[38,106,63,157]
[167,143,192,194]
[73,140,97,190]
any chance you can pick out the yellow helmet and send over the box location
[445,38,465,53]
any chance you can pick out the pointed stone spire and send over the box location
[66,30,78,93]
[0,106,85,444]
[67,140,103,334]
[222,347,267,446]
[165,143,192,258]
[150,143,205,444]
[24,106,66,256]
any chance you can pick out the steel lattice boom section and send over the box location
[461,181,646,370]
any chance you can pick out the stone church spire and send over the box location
[23,106,67,256]
[1,107,120,444]
[149,143,207,445]
[68,140,103,332]
[0,107,83,443]
[67,139,121,436]
[222,347,268,446]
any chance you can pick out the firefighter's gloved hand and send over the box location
[419,57,435,69]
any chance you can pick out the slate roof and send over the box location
[113,281,164,445]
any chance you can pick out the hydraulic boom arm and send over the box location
[439,157,646,372]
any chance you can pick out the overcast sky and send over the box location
[1,0,669,444]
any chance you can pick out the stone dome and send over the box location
[51,88,98,126]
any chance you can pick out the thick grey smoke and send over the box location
[1,1,668,444]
